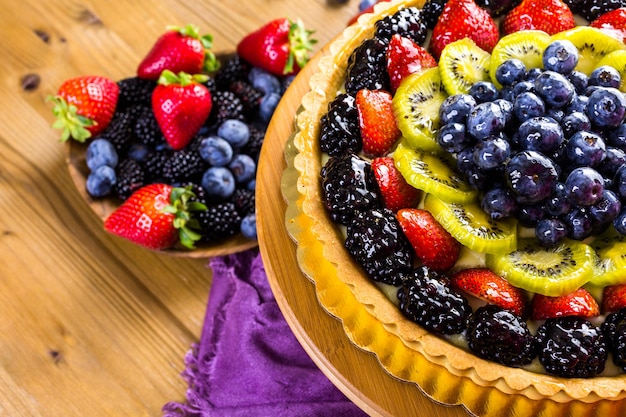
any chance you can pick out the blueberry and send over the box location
[589,65,621,89]
[495,98,514,124]
[517,202,546,227]
[542,40,579,75]
[359,0,378,11]
[466,101,507,140]
[246,179,256,191]
[535,218,568,247]
[437,123,472,153]
[259,92,281,123]
[560,111,591,138]
[525,67,543,81]
[565,130,606,167]
[282,75,296,92]
[218,119,250,148]
[481,187,518,219]
[248,67,281,95]
[513,91,545,122]
[534,71,576,108]
[512,80,535,97]
[562,206,593,240]
[240,213,257,239]
[496,59,527,86]
[86,165,116,198]
[228,153,256,183]
[566,94,589,114]
[614,164,626,199]
[456,147,475,174]
[609,123,626,150]
[589,189,621,224]
[517,116,564,153]
[546,108,565,123]
[567,71,589,94]
[439,94,477,125]
[614,207,626,235]
[505,150,558,204]
[86,138,118,170]
[586,87,626,128]
[199,135,234,167]
[126,143,150,162]
[201,166,236,200]
[545,182,571,217]
[565,167,605,206]
[598,147,626,178]
[473,136,511,170]
[469,81,499,103]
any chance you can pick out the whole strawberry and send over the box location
[429,0,499,59]
[502,0,575,35]
[152,70,212,150]
[591,7,626,42]
[386,34,437,92]
[138,24,219,80]
[237,18,317,76]
[104,184,205,250]
[356,89,401,157]
[50,75,119,142]
[372,157,422,212]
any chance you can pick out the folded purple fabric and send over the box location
[162,249,368,417]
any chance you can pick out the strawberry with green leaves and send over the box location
[372,157,421,212]
[152,70,212,150]
[49,75,119,142]
[502,0,575,35]
[237,18,317,76]
[531,288,600,320]
[104,184,205,250]
[387,34,437,92]
[137,24,219,80]
[396,208,460,272]
[356,89,401,157]
[451,268,527,317]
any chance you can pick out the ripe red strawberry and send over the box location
[104,184,205,250]
[356,89,401,157]
[237,18,317,76]
[49,75,119,142]
[396,208,460,272]
[531,288,600,320]
[137,24,219,80]
[387,34,437,92]
[429,0,499,59]
[602,284,626,313]
[372,157,422,212]
[451,268,527,316]
[152,70,212,150]
[502,0,575,36]
[591,7,626,43]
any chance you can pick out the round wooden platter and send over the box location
[256,47,470,417]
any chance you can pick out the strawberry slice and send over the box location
[396,208,460,272]
[386,34,437,92]
[602,284,626,313]
[531,288,600,320]
[356,89,401,157]
[591,7,626,43]
[429,0,499,59]
[372,157,422,212]
[451,268,527,316]
[502,0,576,36]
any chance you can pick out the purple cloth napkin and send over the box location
[162,249,368,417]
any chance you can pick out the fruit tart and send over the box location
[285,0,626,414]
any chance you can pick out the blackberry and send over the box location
[345,208,414,286]
[345,37,391,95]
[99,106,141,152]
[602,308,626,372]
[536,317,607,378]
[320,93,362,157]
[397,265,471,335]
[115,159,146,200]
[229,80,263,115]
[214,54,252,90]
[467,305,535,367]
[475,0,521,16]
[196,202,242,242]
[162,148,208,184]
[320,153,382,225]
[421,0,448,29]
[203,76,217,98]
[240,124,265,159]
[374,7,428,45]
[116,77,156,109]
[207,91,246,128]
[134,107,166,147]
[580,0,626,21]
[142,150,171,181]
[231,188,255,217]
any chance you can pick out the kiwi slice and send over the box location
[489,30,551,88]
[597,49,626,92]
[393,67,448,152]
[423,193,517,255]
[486,238,596,297]
[393,140,477,203]
[439,38,491,95]
[551,26,626,76]
[590,228,626,287]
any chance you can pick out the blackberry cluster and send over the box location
[373,7,428,44]
[116,77,156,109]
[601,308,626,371]
[397,266,471,335]
[115,159,145,200]
[564,0,626,21]
[345,37,391,94]
[344,208,414,286]
[319,93,362,157]
[196,202,242,242]
[421,0,448,29]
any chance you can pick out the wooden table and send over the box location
[0,1,362,416]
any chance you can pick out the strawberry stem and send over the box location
[285,19,317,74]
[48,95,95,143]
[157,70,209,86]
[165,23,220,73]
[163,186,207,249]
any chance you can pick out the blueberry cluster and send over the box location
[437,39,626,246]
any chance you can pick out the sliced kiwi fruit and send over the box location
[590,228,626,287]
[394,140,477,203]
[393,67,448,152]
[439,38,491,95]
[489,30,551,88]
[596,49,626,92]
[423,193,517,255]
[551,26,626,76]
[486,238,596,297]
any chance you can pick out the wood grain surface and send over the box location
[0,1,361,416]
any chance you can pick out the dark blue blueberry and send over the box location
[614,164,626,200]
[439,94,477,125]
[589,189,622,224]
[589,65,622,89]
[534,71,576,108]
[545,182,571,217]
[473,136,511,170]
[218,119,250,148]
[240,213,257,239]
[547,108,565,122]
[437,122,473,153]
[495,99,514,125]
[562,206,593,240]
[565,167,605,206]
[126,143,150,163]
[598,147,626,178]
[465,164,492,191]
[259,92,281,123]
[609,123,626,151]
[560,111,591,138]
[525,67,543,81]
[565,130,606,167]
[535,218,568,247]
[228,154,256,183]
[517,116,564,153]
[517,203,546,227]
[199,135,234,167]
[586,87,626,128]
[505,150,558,204]
[86,165,116,198]
[456,147,475,174]
[201,166,236,200]
[86,138,118,170]
[248,67,281,95]
[614,207,626,235]
[481,187,518,219]
[567,71,589,94]
[496,59,527,86]
[513,91,545,122]
[499,85,515,102]
[469,81,499,103]
[542,40,579,75]
[466,101,507,140]
[566,94,589,114]
[513,80,535,97]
